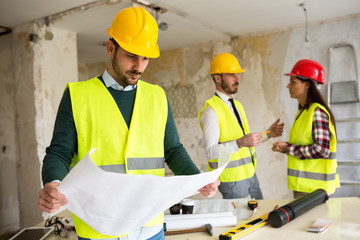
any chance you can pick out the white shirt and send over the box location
[200,90,268,160]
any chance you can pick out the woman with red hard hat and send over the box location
[272,59,339,198]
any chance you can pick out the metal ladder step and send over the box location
[337,117,360,123]
[337,159,360,165]
[327,43,360,196]
[340,180,360,185]
[338,138,360,143]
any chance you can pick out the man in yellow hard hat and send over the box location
[38,7,219,240]
[198,53,284,199]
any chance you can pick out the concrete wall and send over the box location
[0,25,77,238]
[10,23,40,236]
[1,13,359,238]
[140,32,292,199]
[0,34,20,237]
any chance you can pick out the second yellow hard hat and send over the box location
[210,53,245,74]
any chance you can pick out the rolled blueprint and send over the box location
[268,189,328,228]
[164,212,237,230]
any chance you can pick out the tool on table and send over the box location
[268,189,328,228]
[164,223,213,236]
[219,211,270,240]
[220,189,328,239]
[247,200,258,210]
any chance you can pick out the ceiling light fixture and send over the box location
[132,1,168,31]
[29,16,54,43]
[154,7,168,31]
[43,16,54,40]
[28,0,123,43]
[299,3,310,44]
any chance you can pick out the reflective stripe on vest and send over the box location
[68,78,167,238]
[288,103,339,194]
[198,96,256,182]
[288,169,337,181]
[98,157,165,173]
[208,156,252,169]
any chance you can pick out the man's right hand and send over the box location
[38,182,67,213]
[236,132,263,148]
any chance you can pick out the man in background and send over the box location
[199,52,283,199]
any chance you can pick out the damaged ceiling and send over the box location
[0,0,360,63]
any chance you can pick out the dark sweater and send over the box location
[42,77,200,184]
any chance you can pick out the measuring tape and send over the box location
[247,200,258,210]
[219,212,270,240]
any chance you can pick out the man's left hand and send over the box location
[198,179,220,198]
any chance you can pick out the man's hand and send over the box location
[38,182,67,213]
[236,132,263,148]
[198,179,220,198]
[267,118,284,138]
[272,140,288,153]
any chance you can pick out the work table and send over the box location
[34,197,360,240]
[165,197,360,240]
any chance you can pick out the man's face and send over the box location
[111,44,149,87]
[219,73,240,95]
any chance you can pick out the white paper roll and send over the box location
[165,212,234,221]
[164,213,237,230]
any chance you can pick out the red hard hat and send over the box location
[284,59,325,84]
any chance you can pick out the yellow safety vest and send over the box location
[198,96,256,182]
[67,78,168,239]
[288,103,339,194]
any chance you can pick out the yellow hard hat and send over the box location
[210,53,245,74]
[107,6,160,58]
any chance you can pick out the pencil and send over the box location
[261,131,270,134]
[232,202,237,209]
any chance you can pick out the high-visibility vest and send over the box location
[198,96,256,182]
[288,103,339,194]
[67,78,168,239]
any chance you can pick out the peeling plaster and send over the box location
[17,31,31,52]
[144,48,184,85]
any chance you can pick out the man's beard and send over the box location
[112,54,142,86]
[221,78,238,94]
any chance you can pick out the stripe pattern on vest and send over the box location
[97,157,165,173]
[209,156,252,169]
[288,168,337,181]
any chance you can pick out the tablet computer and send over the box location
[9,227,54,240]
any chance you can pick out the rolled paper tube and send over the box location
[268,189,328,228]
[164,212,237,230]
[165,212,234,221]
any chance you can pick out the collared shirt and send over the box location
[102,69,162,239]
[102,69,163,240]
[200,90,268,160]
[102,69,136,91]
[287,107,331,159]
